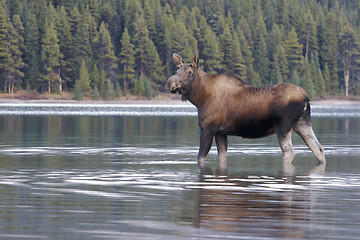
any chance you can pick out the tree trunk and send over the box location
[344,69,349,98]
[58,69,62,94]
[48,79,51,94]
[305,31,310,59]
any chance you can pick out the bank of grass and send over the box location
[0,90,187,104]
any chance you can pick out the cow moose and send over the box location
[165,53,325,168]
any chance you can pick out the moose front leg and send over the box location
[215,134,228,163]
[197,129,214,168]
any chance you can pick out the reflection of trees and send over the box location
[0,115,199,145]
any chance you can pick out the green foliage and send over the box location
[78,60,91,96]
[98,22,117,77]
[301,58,315,99]
[104,78,114,101]
[1,0,360,99]
[0,4,12,86]
[284,27,303,72]
[220,24,233,71]
[42,22,62,93]
[72,79,82,100]
[119,28,135,92]
[114,81,122,98]
[92,85,100,100]
[232,32,247,81]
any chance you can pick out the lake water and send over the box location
[0,103,359,239]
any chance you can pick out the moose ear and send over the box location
[173,53,185,68]
[192,54,199,70]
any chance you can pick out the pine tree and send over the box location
[323,63,331,94]
[100,70,106,97]
[284,27,303,72]
[162,4,176,76]
[289,69,301,86]
[90,63,100,89]
[70,11,91,84]
[320,11,339,95]
[300,58,315,99]
[101,2,117,46]
[92,85,100,100]
[72,79,82,100]
[220,24,233,72]
[267,23,283,63]
[143,38,164,89]
[232,32,247,81]
[237,28,258,85]
[115,81,122,98]
[134,74,145,96]
[104,78,114,100]
[98,22,117,79]
[144,76,155,99]
[7,17,25,93]
[202,26,223,74]
[338,24,360,98]
[204,0,224,34]
[23,12,41,90]
[274,44,289,81]
[78,59,91,95]
[317,69,326,98]
[119,28,135,92]
[124,0,142,36]
[310,55,320,96]
[299,10,318,59]
[57,6,72,90]
[172,18,192,62]
[143,1,157,43]
[252,9,269,84]
[0,3,12,90]
[88,14,99,54]
[42,22,62,93]
[133,14,149,77]
[188,7,201,42]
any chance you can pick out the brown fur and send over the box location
[165,54,325,168]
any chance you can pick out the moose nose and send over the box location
[165,76,178,92]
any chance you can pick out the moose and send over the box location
[165,53,326,168]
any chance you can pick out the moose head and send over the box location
[165,53,199,100]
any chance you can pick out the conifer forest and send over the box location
[1,0,360,100]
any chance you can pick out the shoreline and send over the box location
[0,97,359,106]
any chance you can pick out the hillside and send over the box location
[1,0,360,100]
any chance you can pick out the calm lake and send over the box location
[0,103,359,239]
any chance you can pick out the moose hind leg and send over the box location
[294,119,326,164]
[215,135,228,163]
[276,130,295,163]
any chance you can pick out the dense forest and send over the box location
[1,0,360,100]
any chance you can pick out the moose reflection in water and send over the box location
[165,53,326,169]
[193,164,326,238]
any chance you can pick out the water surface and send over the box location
[0,103,359,239]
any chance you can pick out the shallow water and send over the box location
[0,103,359,239]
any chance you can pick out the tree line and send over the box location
[1,0,360,100]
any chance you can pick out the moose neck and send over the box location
[186,69,209,108]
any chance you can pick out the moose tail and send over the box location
[303,99,311,124]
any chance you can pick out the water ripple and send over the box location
[0,145,359,157]
[0,103,359,117]
[0,103,197,116]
